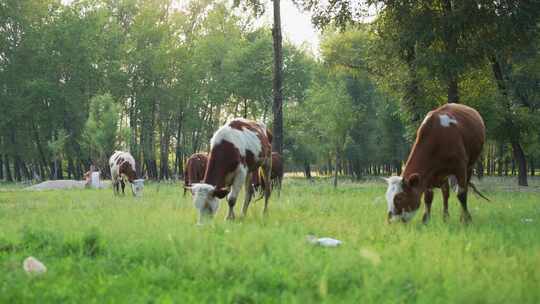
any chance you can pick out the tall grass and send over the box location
[0,178,539,303]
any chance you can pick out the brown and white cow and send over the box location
[109,151,144,197]
[252,152,284,197]
[183,153,208,196]
[384,103,486,223]
[186,118,272,223]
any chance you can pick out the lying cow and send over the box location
[185,118,272,223]
[252,152,284,197]
[384,103,486,223]
[183,153,208,196]
[109,151,144,197]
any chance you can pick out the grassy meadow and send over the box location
[1,177,539,303]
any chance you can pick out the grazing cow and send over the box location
[185,118,272,223]
[183,153,208,196]
[384,103,486,224]
[252,152,284,197]
[109,151,144,197]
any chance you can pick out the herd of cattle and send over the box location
[108,103,487,224]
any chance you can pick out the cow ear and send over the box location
[212,188,229,199]
[405,173,421,189]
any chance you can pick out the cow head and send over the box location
[131,179,145,197]
[384,174,422,223]
[187,183,229,223]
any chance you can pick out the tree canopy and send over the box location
[1,0,539,186]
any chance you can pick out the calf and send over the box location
[384,103,486,223]
[252,152,284,197]
[185,119,272,223]
[183,153,208,196]
[109,151,144,197]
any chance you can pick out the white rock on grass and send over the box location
[307,235,342,247]
[23,256,47,275]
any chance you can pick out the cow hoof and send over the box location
[460,213,472,224]
[443,212,450,222]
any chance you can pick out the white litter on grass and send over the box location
[521,218,534,223]
[307,235,342,247]
[23,257,47,275]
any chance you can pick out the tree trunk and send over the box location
[21,161,31,180]
[442,0,460,103]
[67,157,74,179]
[530,157,535,177]
[77,161,84,180]
[447,76,459,103]
[476,158,484,179]
[159,123,171,180]
[4,155,12,182]
[333,148,339,188]
[304,161,312,180]
[57,159,63,179]
[511,158,516,176]
[32,121,50,176]
[0,154,3,180]
[497,143,504,176]
[511,140,528,186]
[271,0,284,154]
[175,113,184,178]
[14,157,22,181]
[402,46,422,123]
[486,146,491,176]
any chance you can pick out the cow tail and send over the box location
[253,167,267,202]
[266,128,273,144]
[469,181,490,202]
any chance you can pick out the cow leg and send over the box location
[121,179,126,195]
[262,163,272,216]
[241,174,255,217]
[227,166,247,220]
[441,180,450,221]
[457,168,473,224]
[422,189,434,224]
[113,179,119,195]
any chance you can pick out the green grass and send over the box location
[1,178,539,303]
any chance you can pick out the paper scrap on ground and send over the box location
[307,235,342,247]
[23,256,47,275]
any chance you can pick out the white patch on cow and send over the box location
[439,114,458,127]
[227,165,248,202]
[210,119,264,159]
[421,113,432,126]
[385,176,403,214]
[191,183,220,223]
